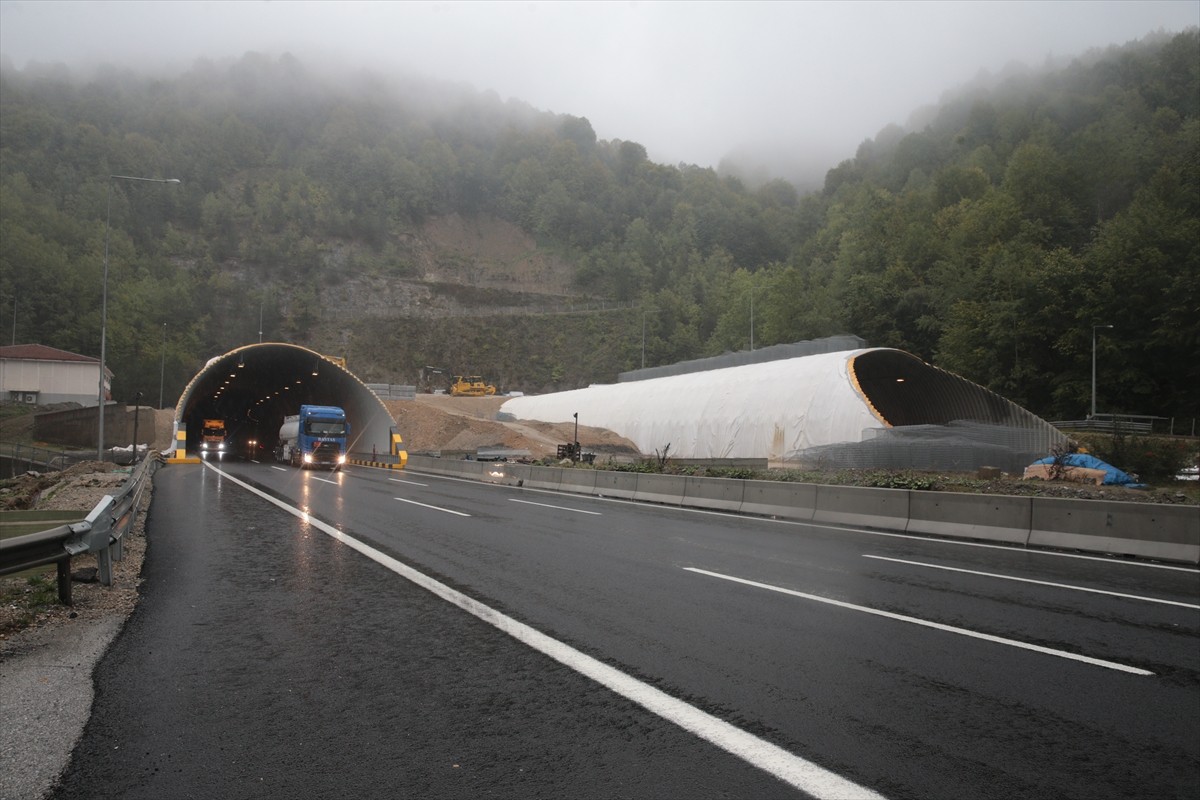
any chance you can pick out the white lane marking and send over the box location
[684,567,1153,676]
[313,476,340,485]
[394,497,471,517]
[250,460,260,464]
[271,466,288,472]
[863,555,1200,610]
[843,528,1198,573]
[204,462,883,800]
[389,478,429,487]
[435,477,1200,575]
[509,498,602,516]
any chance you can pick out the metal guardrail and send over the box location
[1054,419,1154,433]
[0,442,95,478]
[0,453,160,604]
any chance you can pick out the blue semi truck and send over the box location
[276,404,349,470]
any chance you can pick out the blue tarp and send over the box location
[1031,453,1146,488]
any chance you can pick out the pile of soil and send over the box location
[387,395,640,459]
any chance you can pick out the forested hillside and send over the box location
[1,30,1196,421]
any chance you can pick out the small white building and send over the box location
[0,344,110,407]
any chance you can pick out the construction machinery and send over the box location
[450,376,497,397]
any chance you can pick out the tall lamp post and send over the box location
[99,174,181,461]
[158,322,167,410]
[750,284,755,352]
[1090,324,1113,419]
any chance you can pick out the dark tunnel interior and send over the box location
[174,344,397,459]
[850,348,1054,431]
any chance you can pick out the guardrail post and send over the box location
[97,547,113,586]
[57,558,73,605]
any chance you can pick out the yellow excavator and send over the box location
[450,375,497,396]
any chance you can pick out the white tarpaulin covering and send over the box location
[499,349,887,460]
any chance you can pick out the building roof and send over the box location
[0,344,100,364]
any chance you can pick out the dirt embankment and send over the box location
[386,395,640,459]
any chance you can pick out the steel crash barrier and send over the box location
[0,454,160,604]
[408,455,1200,565]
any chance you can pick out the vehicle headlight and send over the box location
[303,453,313,463]
[200,442,207,450]
[337,454,346,464]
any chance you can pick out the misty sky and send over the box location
[2,1,1197,180]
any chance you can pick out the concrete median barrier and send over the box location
[633,473,688,506]
[1028,498,1200,564]
[683,475,745,512]
[558,468,599,496]
[593,470,637,500]
[813,484,909,530]
[907,491,1031,545]
[407,455,483,479]
[739,481,816,521]
[521,465,562,491]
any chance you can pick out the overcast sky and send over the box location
[2,1,1197,181]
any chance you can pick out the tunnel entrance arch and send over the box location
[174,343,398,461]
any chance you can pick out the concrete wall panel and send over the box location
[1029,498,1200,564]
[813,485,909,530]
[907,491,1031,544]
[739,481,817,521]
[633,473,688,506]
[593,470,637,499]
[683,476,745,512]
[558,469,599,496]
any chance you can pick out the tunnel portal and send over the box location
[174,343,398,460]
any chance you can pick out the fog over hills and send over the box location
[2,0,1196,187]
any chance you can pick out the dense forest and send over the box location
[1,30,1196,423]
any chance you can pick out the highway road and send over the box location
[53,460,1200,799]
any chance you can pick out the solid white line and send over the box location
[863,555,1200,610]
[204,461,883,799]
[394,497,471,517]
[389,478,429,487]
[842,528,1199,573]
[461,477,1199,574]
[509,498,602,515]
[684,567,1153,676]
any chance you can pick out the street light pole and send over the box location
[1091,324,1113,419]
[132,390,143,464]
[158,322,167,410]
[98,174,180,461]
[643,311,652,371]
[750,285,755,352]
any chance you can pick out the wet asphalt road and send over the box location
[53,461,1200,799]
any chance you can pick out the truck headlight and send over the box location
[303,453,313,463]
[337,454,346,464]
